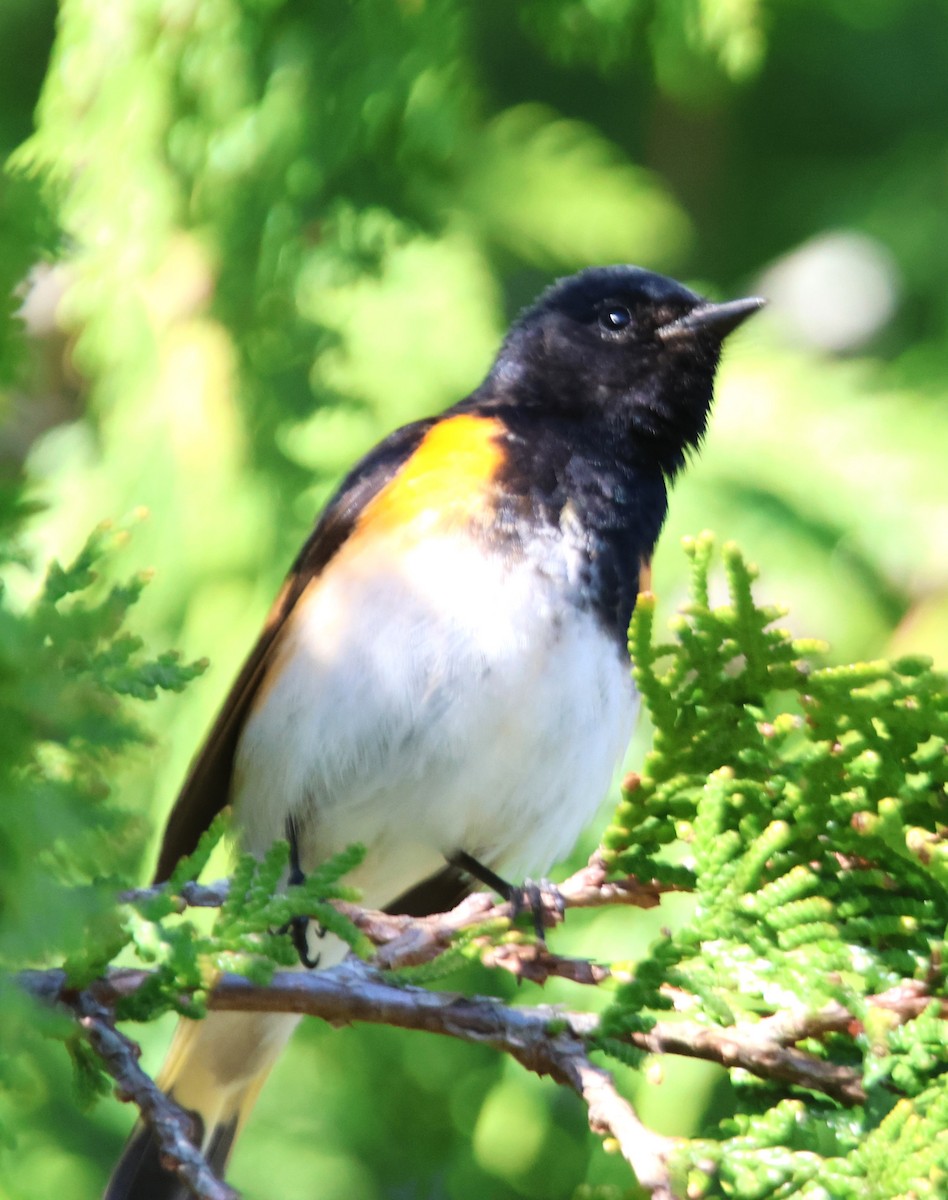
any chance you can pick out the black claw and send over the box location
[518,880,546,942]
[289,916,322,969]
[510,878,564,944]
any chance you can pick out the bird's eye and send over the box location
[599,304,632,332]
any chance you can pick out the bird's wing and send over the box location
[153,417,435,882]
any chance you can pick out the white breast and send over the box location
[233,530,637,909]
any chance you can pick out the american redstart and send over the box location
[105,265,763,1198]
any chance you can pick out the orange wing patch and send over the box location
[244,415,505,724]
[354,414,505,538]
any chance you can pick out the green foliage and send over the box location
[0,514,206,970]
[381,920,511,987]
[680,1083,948,1200]
[117,825,370,1023]
[11,0,687,531]
[520,0,765,89]
[600,536,948,1197]
[41,814,372,1107]
[0,507,207,1159]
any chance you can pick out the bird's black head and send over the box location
[486,265,763,478]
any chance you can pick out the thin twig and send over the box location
[570,1058,678,1200]
[332,852,676,980]
[71,990,237,1200]
[120,879,230,910]
[173,963,682,1194]
[635,1018,864,1105]
[121,854,675,988]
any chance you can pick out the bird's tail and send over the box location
[104,1009,301,1199]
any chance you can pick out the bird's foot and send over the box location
[508,876,566,942]
[450,851,565,942]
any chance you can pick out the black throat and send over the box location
[458,400,670,649]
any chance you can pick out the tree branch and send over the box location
[120,878,230,910]
[22,856,939,1199]
[121,852,677,988]
[25,961,935,1118]
[28,957,938,1195]
[67,988,238,1200]
[26,963,680,1196]
[633,1015,865,1105]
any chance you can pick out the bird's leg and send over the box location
[449,851,565,942]
[282,816,322,968]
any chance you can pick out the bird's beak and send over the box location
[657,296,766,343]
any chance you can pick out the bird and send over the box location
[104,264,763,1198]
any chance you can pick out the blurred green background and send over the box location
[2,1,947,1197]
